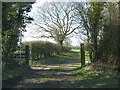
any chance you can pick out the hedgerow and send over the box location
[23,41,71,60]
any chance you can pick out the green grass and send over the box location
[72,49,90,61]
[58,51,80,60]
[3,65,26,80]
[30,49,91,66]
[85,51,90,61]
[72,67,118,88]
[50,66,65,70]
[71,49,80,52]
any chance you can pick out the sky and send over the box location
[22,0,118,46]
[22,0,86,46]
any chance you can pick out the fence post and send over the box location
[25,45,29,67]
[80,43,85,67]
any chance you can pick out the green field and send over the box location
[29,49,90,67]
[71,49,80,52]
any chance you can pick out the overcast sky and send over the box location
[22,0,86,46]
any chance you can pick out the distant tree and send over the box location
[32,2,81,45]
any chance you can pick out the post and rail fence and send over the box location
[13,44,88,68]
[13,45,30,66]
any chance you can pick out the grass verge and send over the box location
[72,64,118,88]
[3,65,27,81]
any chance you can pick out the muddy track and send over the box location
[13,63,81,88]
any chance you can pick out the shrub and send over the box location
[23,41,71,60]
[61,45,71,52]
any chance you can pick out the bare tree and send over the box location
[32,2,81,45]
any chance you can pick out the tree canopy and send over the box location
[32,2,81,45]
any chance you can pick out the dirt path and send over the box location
[13,61,118,88]
[14,63,81,88]
[11,51,118,88]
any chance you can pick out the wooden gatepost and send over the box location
[80,43,85,67]
[25,45,30,67]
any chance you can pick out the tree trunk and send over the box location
[89,51,93,62]
[59,40,63,45]
[93,29,98,62]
